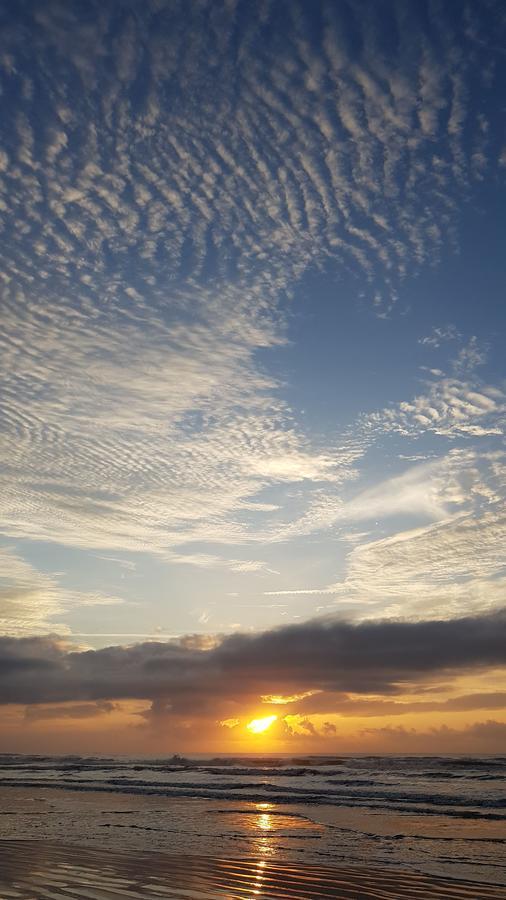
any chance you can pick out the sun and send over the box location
[246,715,277,735]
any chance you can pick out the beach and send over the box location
[0,779,505,898]
[1,838,506,899]
[0,755,504,896]
[1,754,505,883]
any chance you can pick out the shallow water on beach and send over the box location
[0,786,505,889]
[0,840,505,900]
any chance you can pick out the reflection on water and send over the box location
[255,803,274,857]
[257,814,272,831]
[0,840,505,900]
[220,800,321,858]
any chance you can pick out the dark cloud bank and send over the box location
[1,610,505,710]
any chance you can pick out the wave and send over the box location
[1,752,504,767]
[1,777,504,821]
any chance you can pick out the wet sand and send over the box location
[1,839,505,899]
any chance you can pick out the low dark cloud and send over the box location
[468,720,506,740]
[294,690,506,717]
[24,701,117,721]
[0,610,505,710]
[360,720,506,753]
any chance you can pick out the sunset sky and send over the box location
[1,0,505,755]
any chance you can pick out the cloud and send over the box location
[329,459,459,523]
[328,469,506,619]
[290,690,506,718]
[418,325,461,348]
[359,720,506,754]
[452,336,489,374]
[0,546,124,636]
[280,447,506,622]
[368,373,504,439]
[0,0,504,586]
[24,701,116,721]
[0,610,504,709]
[165,552,276,576]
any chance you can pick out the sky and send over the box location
[0,0,505,755]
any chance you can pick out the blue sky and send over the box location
[0,0,505,649]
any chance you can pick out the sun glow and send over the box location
[246,715,277,735]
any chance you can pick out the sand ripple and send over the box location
[0,840,505,899]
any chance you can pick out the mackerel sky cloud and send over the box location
[0,0,505,751]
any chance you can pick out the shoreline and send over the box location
[1,839,506,899]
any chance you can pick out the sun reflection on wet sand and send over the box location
[250,858,267,897]
[0,840,505,899]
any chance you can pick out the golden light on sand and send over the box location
[246,714,277,734]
